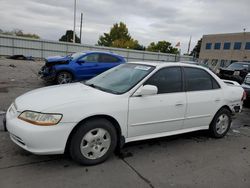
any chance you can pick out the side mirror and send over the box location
[134,85,158,96]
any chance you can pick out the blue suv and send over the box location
[39,51,126,84]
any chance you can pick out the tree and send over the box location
[0,28,40,39]
[97,22,145,50]
[190,38,202,58]
[147,41,179,54]
[59,30,80,43]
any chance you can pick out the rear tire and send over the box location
[56,71,73,84]
[209,108,232,138]
[70,118,117,165]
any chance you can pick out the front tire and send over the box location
[56,71,73,84]
[209,108,232,138]
[70,119,117,165]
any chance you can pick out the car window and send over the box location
[212,77,221,89]
[184,67,214,91]
[80,54,99,62]
[85,64,155,94]
[227,63,250,70]
[99,54,119,63]
[144,67,182,94]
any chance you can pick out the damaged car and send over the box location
[242,73,250,105]
[39,51,126,84]
[217,62,250,84]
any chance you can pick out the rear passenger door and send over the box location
[183,67,223,129]
[96,54,121,74]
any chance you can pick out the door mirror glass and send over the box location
[134,85,158,96]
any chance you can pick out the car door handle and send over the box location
[215,98,221,102]
[175,102,184,107]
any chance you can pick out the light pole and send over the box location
[80,12,83,43]
[73,0,76,43]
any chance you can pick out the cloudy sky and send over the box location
[1,0,249,53]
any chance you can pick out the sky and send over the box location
[0,0,250,54]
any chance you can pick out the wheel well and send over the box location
[219,105,232,113]
[64,115,123,154]
[209,105,232,127]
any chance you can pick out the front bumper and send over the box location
[6,110,75,155]
[38,66,57,81]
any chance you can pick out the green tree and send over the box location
[147,41,179,54]
[97,22,145,50]
[0,28,40,39]
[190,38,202,58]
[59,30,80,43]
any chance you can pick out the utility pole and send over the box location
[80,12,83,44]
[187,36,192,54]
[243,28,247,60]
[73,0,76,43]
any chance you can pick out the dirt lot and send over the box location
[0,59,250,188]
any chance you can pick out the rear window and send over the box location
[227,63,250,70]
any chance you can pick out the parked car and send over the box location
[39,51,126,84]
[6,62,244,165]
[241,73,250,104]
[180,61,213,71]
[217,62,250,84]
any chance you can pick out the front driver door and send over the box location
[75,53,100,80]
[128,67,186,139]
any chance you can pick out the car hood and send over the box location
[15,83,113,112]
[46,55,71,63]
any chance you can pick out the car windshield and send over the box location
[84,63,155,94]
[244,76,250,85]
[227,63,250,70]
[70,52,85,60]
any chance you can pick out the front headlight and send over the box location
[233,71,240,76]
[18,111,62,126]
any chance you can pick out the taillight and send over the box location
[242,91,247,101]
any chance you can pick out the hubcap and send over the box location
[57,73,72,84]
[216,114,229,135]
[80,128,111,160]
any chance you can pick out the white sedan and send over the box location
[6,62,244,165]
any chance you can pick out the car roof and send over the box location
[127,61,208,69]
[232,61,250,64]
[83,51,122,56]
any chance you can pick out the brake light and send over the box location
[242,91,247,101]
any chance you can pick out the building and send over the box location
[199,32,250,69]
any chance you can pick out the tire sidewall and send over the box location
[70,119,117,165]
[210,108,232,138]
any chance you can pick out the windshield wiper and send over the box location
[84,83,119,94]
[85,83,97,88]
